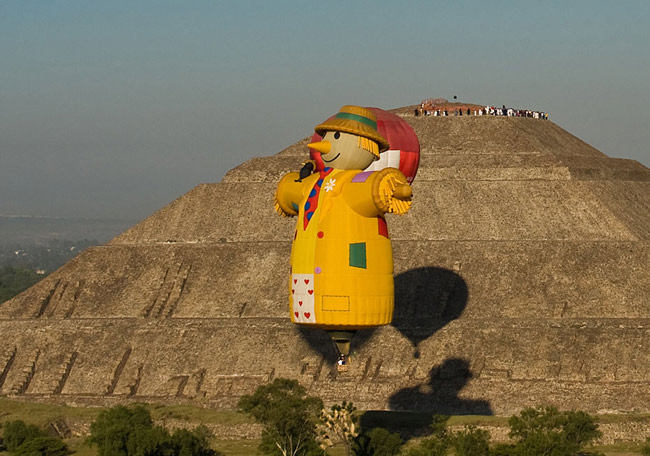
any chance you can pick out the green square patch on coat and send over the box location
[349,242,367,269]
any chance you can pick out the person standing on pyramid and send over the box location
[274,105,413,363]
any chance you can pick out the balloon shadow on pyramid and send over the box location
[297,266,468,365]
[392,266,469,359]
[388,358,493,415]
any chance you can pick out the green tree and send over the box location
[124,426,171,456]
[351,427,402,456]
[88,404,220,456]
[125,427,220,456]
[403,415,451,456]
[12,436,71,456]
[451,425,490,456]
[89,405,153,456]
[2,420,48,452]
[238,378,324,456]
[507,406,603,456]
[169,427,218,456]
[1,420,70,456]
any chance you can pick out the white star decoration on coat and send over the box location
[324,179,336,192]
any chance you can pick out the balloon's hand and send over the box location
[274,199,296,217]
[393,183,412,200]
[374,168,413,215]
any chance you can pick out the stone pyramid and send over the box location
[1,106,649,415]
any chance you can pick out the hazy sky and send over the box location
[1,1,649,220]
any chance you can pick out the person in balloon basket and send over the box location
[274,105,413,337]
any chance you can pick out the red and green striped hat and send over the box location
[314,105,390,152]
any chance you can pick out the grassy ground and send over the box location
[590,443,645,456]
[0,397,101,425]
[1,398,649,455]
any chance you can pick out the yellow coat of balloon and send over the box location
[274,105,412,332]
[276,167,410,329]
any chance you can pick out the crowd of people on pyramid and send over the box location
[415,102,548,120]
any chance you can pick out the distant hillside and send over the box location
[0,215,136,245]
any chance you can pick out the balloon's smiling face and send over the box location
[315,131,377,170]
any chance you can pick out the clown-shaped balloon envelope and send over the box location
[276,106,417,360]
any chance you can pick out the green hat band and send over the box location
[335,112,377,130]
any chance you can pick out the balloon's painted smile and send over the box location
[322,153,340,163]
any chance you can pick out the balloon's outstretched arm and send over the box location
[274,172,303,217]
[373,168,413,215]
[344,168,413,217]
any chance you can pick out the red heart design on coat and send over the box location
[294,279,297,284]
[304,279,310,284]
[292,289,295,294]
[294,312,299,319]
[299,301,303,306]
[304,312,311,319]
[308,289,313,295]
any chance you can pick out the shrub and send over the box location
[124,426,171,456]
[125,427,220,456]
[170,427,218,456]
[507,406,603,456]
[451,425,490,456]
[2,420,46,452]
[12,436,71,456]
[1,420,70,456]
[352,427,402,456]
[88,405,220,456]
[89,405,153,456]
[319,401,359,456]
[403,415,450,456]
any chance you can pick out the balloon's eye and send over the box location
[334,132,341,139]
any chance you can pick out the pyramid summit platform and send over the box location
[1,106,649,415]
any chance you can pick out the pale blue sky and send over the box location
[1,1,649,219]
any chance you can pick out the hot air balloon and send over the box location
[275,106,419,366]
